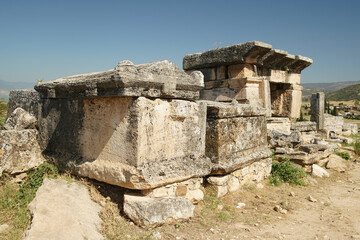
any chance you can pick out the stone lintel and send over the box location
[35,60,204,100]
[183,41,272,70]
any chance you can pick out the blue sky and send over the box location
[0,0,359,84]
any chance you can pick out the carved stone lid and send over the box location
[35,60,204,100]
[183,41,312,73]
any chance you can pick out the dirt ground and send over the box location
[111,160,360,240]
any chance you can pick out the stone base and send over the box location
[0,129,45,176]
[123,194,194,227]
[206,158,272,197]
[141,178,204,204]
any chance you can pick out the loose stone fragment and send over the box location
[307,195,318,202]
[123,194,194,227]
[312,164,330,178]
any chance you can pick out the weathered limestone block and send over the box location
[4,107,37,130]
[204,101,271,174]
[124,194,194,227]
[267,117,291,134]
[299,144,329,154]
[312,164,330,178]
[267,130,301,148]
[310,92,325,130]
[343,123,358,134]
[24,178,103,240]
[286,148,333,166]
[7,89,40,119]
[231,158,272,185]
[326,154,347,172]
[141,178,204,203]
[206,158,272,197]
[200,77,264,106]
[0,130,45,175]
[39,96,210,189]
[291,121,317,132]
[324,113,344,134]
[35,60,204,100]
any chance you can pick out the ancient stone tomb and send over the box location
[183,41,312,121]
[1,41,315,227]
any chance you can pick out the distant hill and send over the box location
[0,80,35,100]
[326,83,360,101]
[302,81,360,101]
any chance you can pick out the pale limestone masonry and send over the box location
[183,41,312,119]
[2,41,315,227]
[324,113,344,135]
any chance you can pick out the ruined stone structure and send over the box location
[1,41,318,227]
[183,41,313,120]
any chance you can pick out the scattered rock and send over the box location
[326,154,347,172]
[274,205,287,214]
[24,178,103,240]
[256,183,264,189]
[307,195,317,202]
[289,191,295,197]
[13,172,28,183]
[123,194,194,227]
[312,164,330,178]
[152,231,162,240]
[236,202,246,208]
[0,224,9,233]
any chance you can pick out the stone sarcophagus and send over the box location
[35,60,212,189]
[183,41,312,119]
[204,101,272,174]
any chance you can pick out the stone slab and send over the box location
[291,121,317,132]
[24,178,103,240]
[35,60,204,100]
[124,194,194,227]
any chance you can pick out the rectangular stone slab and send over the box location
[35,60,204,100]
[38,96,211,189]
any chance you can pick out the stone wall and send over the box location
[324,114,344,134]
